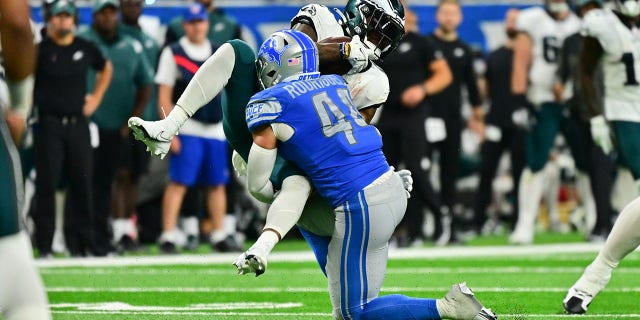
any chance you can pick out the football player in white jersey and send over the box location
[0,0,51,319]
[564,0,640,313]
[509,0,582,244]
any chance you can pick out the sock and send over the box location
[356,295,440,320]
[210,229,227,243]
[246,230,279,258]
[512,168,544,242]
[181,217,199,237]
[600,196,640,266]
[576,172,596,235]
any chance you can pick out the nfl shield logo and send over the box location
[287,57,300,66]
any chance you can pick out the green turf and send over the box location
[33,236,640,320]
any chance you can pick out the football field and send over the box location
[36,239,640,320]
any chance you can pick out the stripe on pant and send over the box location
[340,191,370,319]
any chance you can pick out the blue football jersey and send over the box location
[246,74,390,207]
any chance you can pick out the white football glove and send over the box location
[396,169,413,199]
[590,115,613,155]
[232,150,247,177]
[128,116,177,160]
[345,35,375,75]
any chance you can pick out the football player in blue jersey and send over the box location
[244,29,497,320]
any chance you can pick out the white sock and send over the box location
[576,172,596,235]
[512,168,545,242]
[210,230,227,243]
[544,163,560,228]
[246,230,280,258]
[181,217,199,237]
[600,195,640,266]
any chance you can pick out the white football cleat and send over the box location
[563,263,611,314]
[128,117,173,159]
[439,282,497,320]
[233,252,267,277]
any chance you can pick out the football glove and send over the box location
[344,35,375,75]
[232,150,248,177]
[395,168,413,199]
[128,117,176,160]
[590,115,613,155]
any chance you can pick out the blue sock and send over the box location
[355,294,440,320]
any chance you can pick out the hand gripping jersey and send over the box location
[582,8,640,122]
[516,7,580,105]
[292,4,390,110]
[246,74,389,207]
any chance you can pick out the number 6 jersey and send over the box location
[516,7,580,105]
[246,74,389,207]
[582,8,640,122]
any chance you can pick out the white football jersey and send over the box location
[292,4,389,110]
[583,8,640,122]
[516,7,580,105]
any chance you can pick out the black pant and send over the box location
[426,119,462,233]
[377,108,442,241]
[33,115,94,255]
[92,129,127,254]
[472,125,526,231]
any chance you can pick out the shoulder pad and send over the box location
[581,8,609,38]
[227,39,256,64]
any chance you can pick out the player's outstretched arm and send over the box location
[128,42,237,159]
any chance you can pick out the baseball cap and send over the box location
[93,0,118,13]
[50,0,76,16]
[183,3,208,22]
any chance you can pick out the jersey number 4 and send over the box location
[621,53,639,86]
[312,88,367,145]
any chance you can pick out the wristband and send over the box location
[340,42,351,60]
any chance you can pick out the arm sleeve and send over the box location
[174,42,236,116]
[556,37,571,84]
[247,143,277,203]
[464,47,482,106]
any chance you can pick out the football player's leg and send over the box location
[327,173,441,319]
[565,121,640,314]
[512,103,562,244]
[0,232,50,320]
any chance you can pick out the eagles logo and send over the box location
[301,5,317,16]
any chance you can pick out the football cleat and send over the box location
[563,287,593,314]
[128,117,173,160]
[441,283,497,320]
[233,252,268,277]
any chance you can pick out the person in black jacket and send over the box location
[32,0,112,257]
[378,7,452,246]
[472,8,526,234]
[426,0,484,245]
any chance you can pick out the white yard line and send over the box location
[35,243,617,268]
[44,286,640,293]
[39,266,640,275]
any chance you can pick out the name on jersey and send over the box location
[283,76,343,99]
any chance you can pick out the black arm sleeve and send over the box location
[464,46,482,106]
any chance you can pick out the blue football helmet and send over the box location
[255,29,320,89]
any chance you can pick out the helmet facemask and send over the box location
[343,0,405,59]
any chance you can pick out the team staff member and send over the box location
[426,0,483,245]
[115,0,161,251]
[378,7,452,246]
[0,0,51,318]
[33,0,112,257]
[79,0,153,255]
[472,8,526,234]
[164,0,240,46]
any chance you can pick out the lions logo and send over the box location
[258,37,289,67]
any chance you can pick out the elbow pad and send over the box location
[247,143,277,203]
